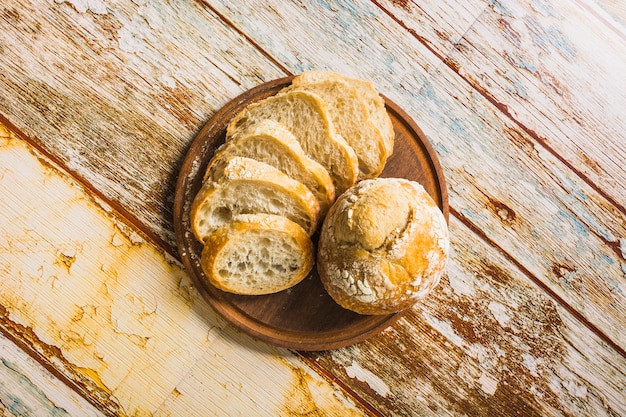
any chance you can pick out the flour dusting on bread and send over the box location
[317,178,449,315]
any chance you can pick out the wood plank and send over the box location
[152,331,368,416]
[0,0,286,249]
[2,1,624,413]
[307,216,626,416]
[385,0,626,210]
[0,126,369,416]
[592,0,626,26]
[373,0,488,58]
[0,333,105,417]
[402,57,625,348]
[205,0,459,103]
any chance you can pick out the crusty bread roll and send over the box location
[207,119,335,215]
[191,156,320,242]
[226,89,359,195]
[317,178,449,315]
[201,214,314,295]
[287,73,387,179]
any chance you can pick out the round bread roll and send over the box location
[318,178,449,315]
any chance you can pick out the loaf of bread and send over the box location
[201,214,314,295]
[207,119,335,215]
[287,72,388,179]
[226,89,359,195]
[317,178,449,315]
[190,156,320,242]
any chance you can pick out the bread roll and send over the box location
[201,214,314,295]
[317,178,449,315]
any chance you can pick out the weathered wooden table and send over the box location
[1,1,624,416]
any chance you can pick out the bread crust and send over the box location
[287,74,388,179]
[226,89,359,195]
[201,214,314,295]
[290,71,394,159]
[317,178,449,315]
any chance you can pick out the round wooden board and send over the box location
[173,76,448,351]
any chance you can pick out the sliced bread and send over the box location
[201,214,314,295]
[225,89,359,195]
[190,156,320,242]
[292,71,394,158]
[206,119,335,215]
[288,74,387,179]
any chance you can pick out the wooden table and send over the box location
[1,1,624,416]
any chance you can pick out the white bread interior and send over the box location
[288,72,388,179]
[292,71,395,158]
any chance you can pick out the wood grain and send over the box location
[0,333,104,417]
[0,128,369,416]
[206,0,626,350]
[381,0,626,210]
[0,0,286,249]
[1,0,624,416]
[405,56,625,349]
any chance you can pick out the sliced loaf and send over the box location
[207,119,335,215]
[190,156,320,242]
[201,214,314,295]
[288,74,387,179]
[226,89,359,195]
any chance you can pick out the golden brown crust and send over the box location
[317,178,449,315]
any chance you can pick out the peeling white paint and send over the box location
[111,233,125,247]
[447,265,474,296]
[345,361,390,397]
[425,315,465,348]
[522,353,540,377]
[118,25,147,54]
[488,301,511,327]
[160,74,177,88]
[55,0,108,14]
[206,326,221,343]
[563,380,588,399]
[478,372,499,396]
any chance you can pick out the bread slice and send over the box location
[201,214,314,295]
[292,71,394,158]
[288,73,387,179]
[190,156,320,242]
[226,89,359,195]
[207,119,335,215]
